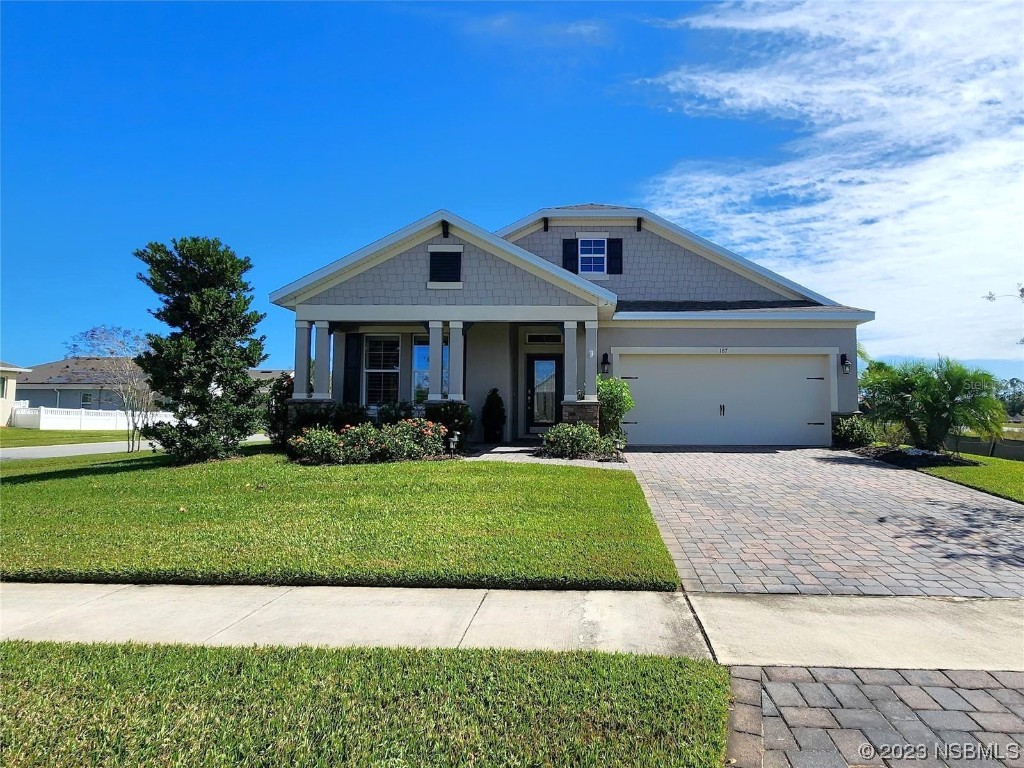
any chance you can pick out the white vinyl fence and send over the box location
[11,406,175,431]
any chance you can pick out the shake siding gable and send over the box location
[515,225,787,303]
[303,234,590,307]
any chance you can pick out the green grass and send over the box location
[0,427,130,447]
[0,449,680,590]
[0,641,729,768]
[920,455,1024,504]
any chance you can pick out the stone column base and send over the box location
[561,400,600,429]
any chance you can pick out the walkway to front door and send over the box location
[627,448,1024,598]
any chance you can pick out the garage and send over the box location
[615,351,833,446]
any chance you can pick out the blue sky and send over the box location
[3,1,1022,379]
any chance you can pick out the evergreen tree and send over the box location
[135,237,267,462]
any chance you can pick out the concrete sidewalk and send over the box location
[0,582,710,657]
[3,582,1022,671]
[0,435,270,461]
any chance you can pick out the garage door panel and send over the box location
[619,354,831,446]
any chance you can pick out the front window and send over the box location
[579,238,606,274]
[364,336,400,405]
[81,392,94,409]
[412,335,449,402]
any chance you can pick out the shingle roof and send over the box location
[550,203,626,210]
[0,360,29,371]
[17,357,137,385]
[614,300,870,313]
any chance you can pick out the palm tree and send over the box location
[860,358,1006,452]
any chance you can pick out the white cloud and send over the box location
[461,14,609,47]
[644,1,1024,361]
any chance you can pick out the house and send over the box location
[270,205,874,445]
[16,357,131,410]
[248,368,294,392]
[0,361,31,425]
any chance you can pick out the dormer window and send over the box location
[578,238,607,274]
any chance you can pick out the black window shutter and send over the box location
[343,333,363,404]
[607,238,623,274]
[562,238,579,273]
[429,253,461,282]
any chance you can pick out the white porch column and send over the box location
[427,320,444,401]
[563,321,578,402]
[313,321,331,399]
[331,331,346,401]
[293,320,311,399]
[448,321,465,401]
[584,321,598,401]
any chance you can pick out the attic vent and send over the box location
[525,333,562,345]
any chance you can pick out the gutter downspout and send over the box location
[53,388,60,408]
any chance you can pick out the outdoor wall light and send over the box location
[840,353,853,375]
[601,353,611,375]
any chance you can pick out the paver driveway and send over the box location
[628,448,1024,598]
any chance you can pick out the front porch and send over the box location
[290,314,602,442]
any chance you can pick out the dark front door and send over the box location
[526,354,563,430]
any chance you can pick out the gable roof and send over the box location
[496,205,839,306]
[0,360,30,374]
[270,209,617,309]
[17,357,138,386]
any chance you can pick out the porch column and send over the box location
[427,320,444,401]
[293,320,311,399]
[331,331,346,401]
[584,321,598,401]
[448,321,464,401]
[312,321,331,399]
[563,321,578,402]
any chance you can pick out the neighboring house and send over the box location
[271,205,874,446]
[248,368,293,392]
[16,357,135,410]
[0,360,31,425]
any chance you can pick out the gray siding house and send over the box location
[16,358,131,410]
[271,205,873,446]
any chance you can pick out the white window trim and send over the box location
[426,281,463,289]
[578,236,607,276]
[427,244,464,253]
[362,334,401,406]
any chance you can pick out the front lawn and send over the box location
[0,427,129,448]
[0,642,729,768]
[921,454,1024,503]
[0,450,679,590]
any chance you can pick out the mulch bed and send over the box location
[852,445,981,469]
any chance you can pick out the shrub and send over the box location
[266,373,294,448]
[424,401,475,450]
[287,402,370,438]
[480,388,506,443]
[335,419,448,464]
[539,422,618,461]
[832,416,873,448]
[288,427,342,465]
[377,401,415,426]
[597,377,635,439]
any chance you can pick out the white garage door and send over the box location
[617,353,832,446]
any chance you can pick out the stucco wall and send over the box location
[513,225,786,303]
[465,323,512,442]
[0,375,16,426]
[305,234,589,307]
[598,325,860,413]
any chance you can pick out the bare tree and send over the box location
[66,326,155,452]
[982,283,1024,345]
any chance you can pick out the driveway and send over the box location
[627,448,1024,598]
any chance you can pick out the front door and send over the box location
[526,354,563,431]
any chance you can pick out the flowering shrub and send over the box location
[288,427,342,465]
[538,422,619,461]
[289,419,448,465]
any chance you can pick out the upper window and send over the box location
[364,336,400,406]
[578,239,606,274]
[429,252,461,283]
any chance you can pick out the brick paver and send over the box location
[627,448,1024,598]
[727,666,1024,767]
